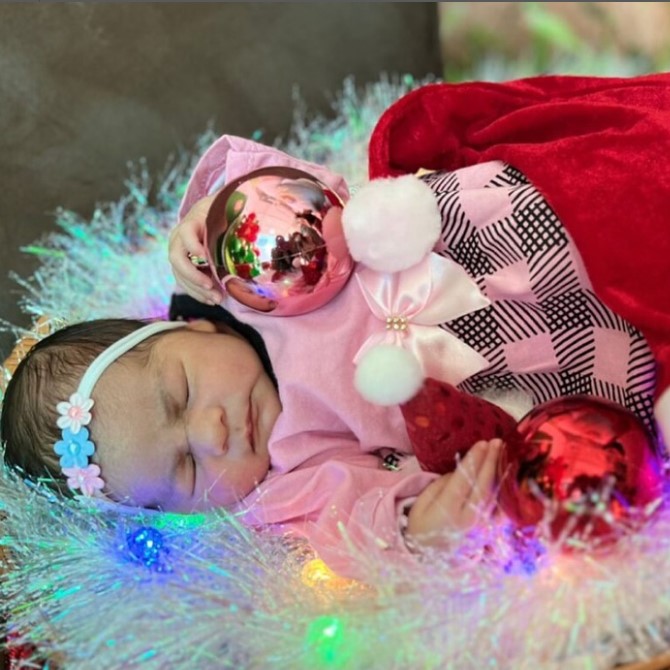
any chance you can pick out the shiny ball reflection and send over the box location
[205,167,353,316]
[498,396,665,547]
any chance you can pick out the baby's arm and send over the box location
[406,439,502,548]
[246,442,501,579]
[168,195,223,305]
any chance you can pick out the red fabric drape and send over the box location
[369,74,670,398]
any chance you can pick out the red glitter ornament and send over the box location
[401,378,518,473]
[498,396,665,547]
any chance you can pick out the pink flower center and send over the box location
[68,406,83,419]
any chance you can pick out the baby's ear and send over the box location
[184,319,217,334]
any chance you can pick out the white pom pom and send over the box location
[342,175,441,273]
[354,345,424,406]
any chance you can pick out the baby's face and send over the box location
[90,320,281,512]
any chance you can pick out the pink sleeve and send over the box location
[238,453,438,580]
[178,134,350,220]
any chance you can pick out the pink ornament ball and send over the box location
[205,167,353,316]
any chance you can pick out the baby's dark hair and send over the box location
[1,318,153,495]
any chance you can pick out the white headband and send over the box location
[53,320,187,496]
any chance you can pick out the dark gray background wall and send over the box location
[0,3,441,358]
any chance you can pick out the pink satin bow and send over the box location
[354,253,491,385]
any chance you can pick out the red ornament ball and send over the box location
[498,396,665,547]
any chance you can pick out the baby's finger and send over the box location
[174,254,215,291]
[457,440,490,478]
[444,441,489,504]
[466,440,503,510]
[173,268,220,304]
[177,274,223,306]
[174,196,216,249]
[172,224,209,262]
[169,239,217,291]
[170,246,221,303]
[180,285,221,307]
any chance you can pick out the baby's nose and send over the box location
[187,407,228,455]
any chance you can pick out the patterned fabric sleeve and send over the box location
[423,161,658,439]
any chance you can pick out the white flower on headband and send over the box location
[56,393,94,434]
[62,464,105,497]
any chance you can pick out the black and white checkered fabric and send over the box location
[423,161,657,436]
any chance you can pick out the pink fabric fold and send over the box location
[354,253,490,385]
[179,135,350,220]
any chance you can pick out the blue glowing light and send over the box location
[125,526,169,571]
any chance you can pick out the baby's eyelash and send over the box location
[182,372,190,409]
[188,452,197,496]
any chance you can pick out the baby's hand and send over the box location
[406,439,503,548]
[168,195,223,305]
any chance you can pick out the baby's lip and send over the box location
[247,402,256,453]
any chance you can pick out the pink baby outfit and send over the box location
[179,137,483,578]
[179,136,656,579]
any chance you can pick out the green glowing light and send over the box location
[304,615,356,668]
[151,512,207,530]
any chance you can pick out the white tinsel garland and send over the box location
[2,75,670,670]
